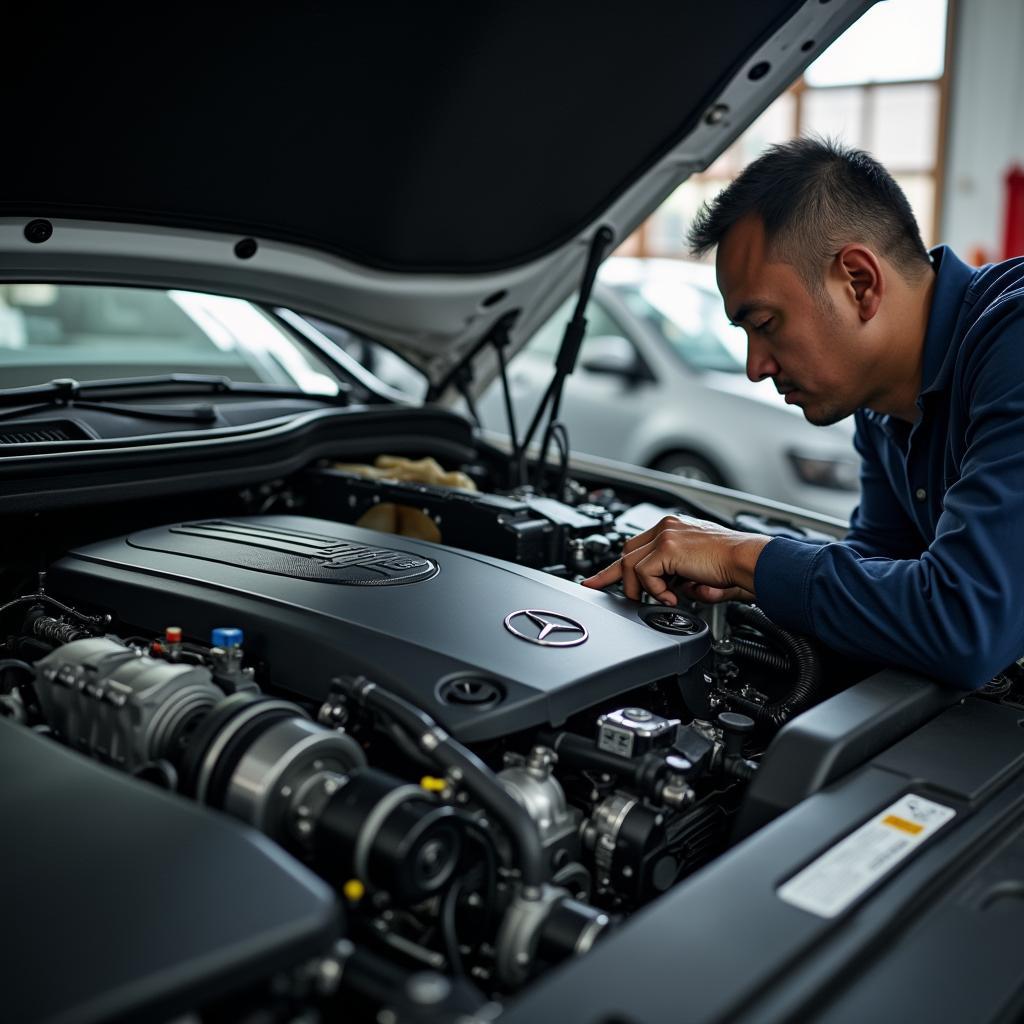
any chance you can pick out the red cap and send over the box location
[165,626,183,643]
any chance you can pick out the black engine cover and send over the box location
[0,717,337,1024]
[51,515,709,741]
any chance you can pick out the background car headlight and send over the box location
[787,452,860,491]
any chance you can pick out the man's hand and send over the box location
[580,514,770,605]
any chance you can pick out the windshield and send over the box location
[0,284,341,393]
[612,280,746,373]
[301,315,429,403]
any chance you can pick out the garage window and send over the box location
[631,0,951,255]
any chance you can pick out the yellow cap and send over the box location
[420,776,448,793]
[342,879,365,902]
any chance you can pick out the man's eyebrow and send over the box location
[728,300,771,327]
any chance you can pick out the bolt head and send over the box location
[24,219,53,244]
[704,103,729,125]
[234,237,258,259]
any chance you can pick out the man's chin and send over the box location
[802,400,854,427]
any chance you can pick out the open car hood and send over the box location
[0,2,872,386]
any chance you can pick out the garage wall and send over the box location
[941,0,1024,259]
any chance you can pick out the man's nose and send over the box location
[746,335,781,383]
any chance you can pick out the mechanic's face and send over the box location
[715,215,870,427]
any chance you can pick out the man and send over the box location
[582,137,1024,690]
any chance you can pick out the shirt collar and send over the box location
[918,244,977,398]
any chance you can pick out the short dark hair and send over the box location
[687,137,931,288]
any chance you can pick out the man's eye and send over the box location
[754,318,774,333]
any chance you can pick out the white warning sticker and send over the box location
[777,793,956,919]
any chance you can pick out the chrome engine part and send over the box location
[219,715,365,839]
[497,745,579,851]
[494,885,611,987]
[596,706,680,759]
[33,636,223,772]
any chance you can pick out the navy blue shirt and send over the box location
[755,246,1024,688]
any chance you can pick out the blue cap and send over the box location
[211,627,244,649]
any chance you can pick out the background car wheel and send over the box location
[649,451,726,486]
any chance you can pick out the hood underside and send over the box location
[0,2,872,380]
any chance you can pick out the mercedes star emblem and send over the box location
[503,609,589,647]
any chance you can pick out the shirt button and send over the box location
[915,487,927,502]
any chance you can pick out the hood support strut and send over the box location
[517,226,614,489]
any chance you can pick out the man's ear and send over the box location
[834,244,883,321]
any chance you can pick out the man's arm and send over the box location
[585,313,1024,689]
[581,413,922,605]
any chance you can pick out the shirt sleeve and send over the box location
[755,309,1024,689]
[842,411,928,559]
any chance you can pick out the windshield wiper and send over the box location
[0,375,351,425]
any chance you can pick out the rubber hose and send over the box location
[0,659,34,692]
[382,719,436,772]
[545,731,651,786]
[542,732,676,805]
[335,676,547,891]
[726,605,821,727]
[730,637,791,674]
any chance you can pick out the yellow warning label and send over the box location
[881,814,924,835]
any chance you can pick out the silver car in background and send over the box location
[478,257,860,521]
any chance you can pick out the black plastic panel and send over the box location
[0,405,477,512]
[808,803,1024,1022]
[734,670,961,839]
[51,514,709,742]
[0,418,94,444]
[872,697,1024,802]
[0,718,338,1024]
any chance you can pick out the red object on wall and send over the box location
[1003,165,1024,259]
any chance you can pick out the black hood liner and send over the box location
[2,3,798,273]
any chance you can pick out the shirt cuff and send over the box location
[753,537,826,632]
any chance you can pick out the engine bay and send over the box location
[0,438,870,1023]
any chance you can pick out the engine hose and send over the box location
[335,675,547,892]
[730,637,791,674]
[544,731,651,789]
[0,659,34,691]
[31,614,92,645]
[726,604,821,727]
[4,595,106,631]
[381,719,436,772]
